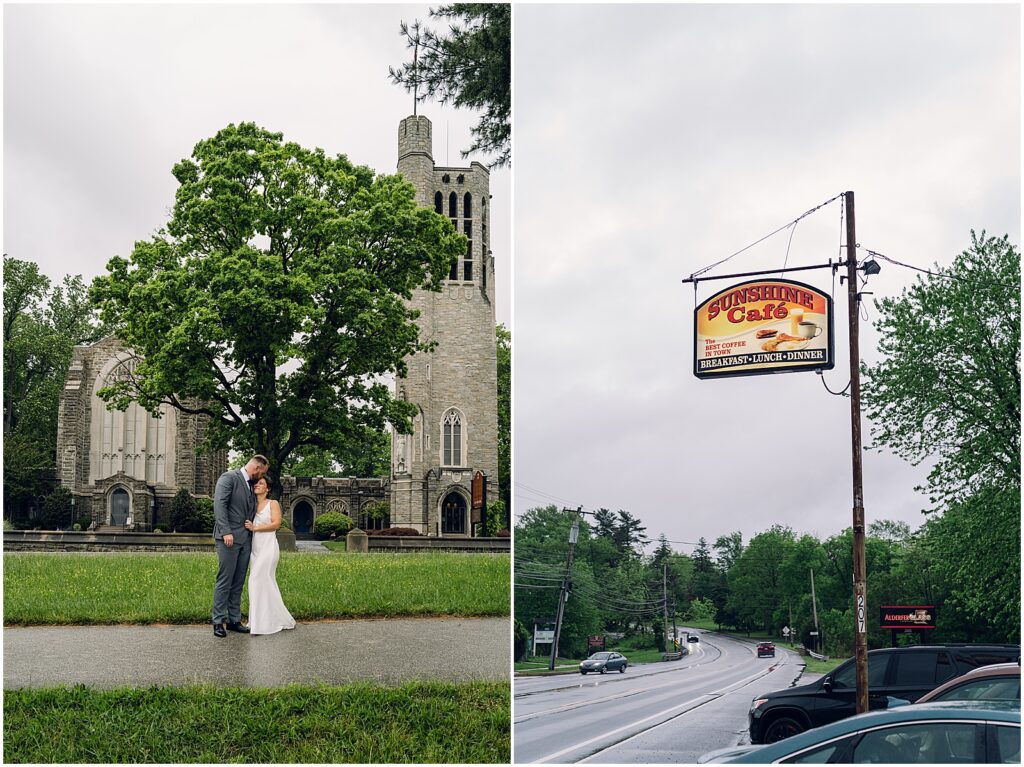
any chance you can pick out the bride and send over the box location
[244,476,296,635]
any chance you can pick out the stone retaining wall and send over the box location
[4,530,297,552]
[366,535,509,554]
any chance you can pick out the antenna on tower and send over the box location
[411,22,420,117]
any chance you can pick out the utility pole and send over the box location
[663,563,670,653]
[845,190,869,715]
[677,190,871,712]
[549,507,581,671]
[810,567,820,654]
[672,600,678,651]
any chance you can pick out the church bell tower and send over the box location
[389,115,499,536]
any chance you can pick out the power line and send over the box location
[690,192,845,280]
[863,248,1018,291]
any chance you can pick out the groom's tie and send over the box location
[246,478,256,519]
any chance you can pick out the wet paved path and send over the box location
[4,616,509,689]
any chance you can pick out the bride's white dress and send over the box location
[248,501,295,635]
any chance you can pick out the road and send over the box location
[514,632,811,763]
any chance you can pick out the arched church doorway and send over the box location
[293,501,314,535]
[441,492,466,535]
[111,488,130,525]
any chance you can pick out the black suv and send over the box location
[749,644,1020,744]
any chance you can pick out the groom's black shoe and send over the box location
[226,622,250,634]
[213,623,227,638]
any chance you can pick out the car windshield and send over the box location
[935,677,1020,702]
[589,652,611,660]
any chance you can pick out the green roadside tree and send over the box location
[514,505,603,659]
[726,525,796,633]
[862,231,1020,640]
[713,531,744,571]
[862,231,1019,507]
[390,4,511,167]
[684,596,717,623]
[90,123,466,497]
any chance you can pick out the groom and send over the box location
[212,454,269,637]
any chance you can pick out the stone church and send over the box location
[55,114,499,537]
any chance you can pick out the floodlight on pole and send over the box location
[861,257,881,276]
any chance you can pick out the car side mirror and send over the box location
[822,678,833,693]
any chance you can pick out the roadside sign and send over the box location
[782,626,791,636]
[694,278,834,379]
[880,605,937,630]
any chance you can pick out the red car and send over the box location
[757,642,776,658]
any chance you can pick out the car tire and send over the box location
[600,667,607,674]
[619,664,626,673]
[763,716,805,744]
[580,670,587,675]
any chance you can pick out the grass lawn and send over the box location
[320,540,346,552]
[513,658,579,674]
[608,646,668,664]
[802,656,844,675]
[4,552,509,625]
[3,681,509,763]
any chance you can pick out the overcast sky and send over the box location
[3,3,510,327]
[513,4,1020,553]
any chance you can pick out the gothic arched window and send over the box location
[441,408,464,467]
[448,192,457,218]
[463,193,472,218]
[434,191,443,214]
[92,356,172,485]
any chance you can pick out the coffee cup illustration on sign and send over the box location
[798,321,822,339]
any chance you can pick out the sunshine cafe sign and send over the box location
[694,278,834,379]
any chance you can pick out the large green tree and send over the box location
[3,256,102,511]
[390,4,511,168]
[862,231,1020,640]
[726,525,796,632]
[514,506,603,659]
[91,123,465,494]
[862,231,1020,508]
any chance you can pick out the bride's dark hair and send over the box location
[256,475,273,499]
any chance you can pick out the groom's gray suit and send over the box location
[212,468,256,626]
